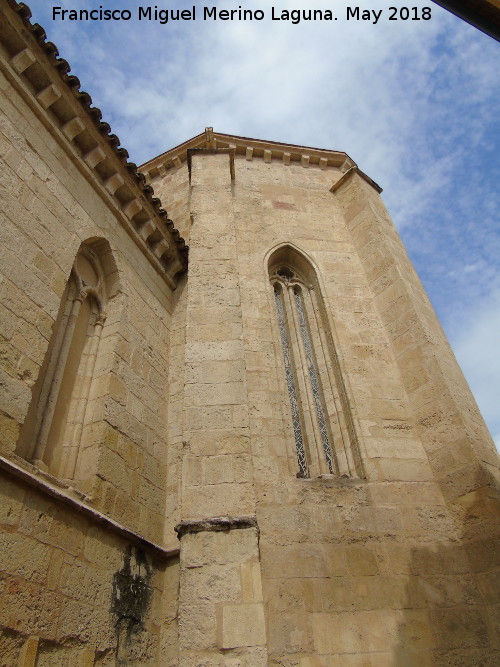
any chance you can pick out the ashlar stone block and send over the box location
[219,603,266,649]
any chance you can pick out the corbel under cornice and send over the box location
[0,0,188,287]
[140,128,358,183]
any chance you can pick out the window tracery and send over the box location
[274,284,308,477]
[269,246,363,478]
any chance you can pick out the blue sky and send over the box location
[26,1,500,446]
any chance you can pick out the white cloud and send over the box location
[452,290,500,448]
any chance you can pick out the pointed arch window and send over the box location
[17,241,116,482]
[270,247,363,478]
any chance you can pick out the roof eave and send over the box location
[140,128,357,178]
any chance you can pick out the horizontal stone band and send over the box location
[175,515,258,537]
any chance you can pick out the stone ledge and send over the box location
[175,515,258,538]
[0,454,179,560]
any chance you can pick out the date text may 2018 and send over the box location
[346,6,432,24]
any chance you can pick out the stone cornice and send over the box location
[0,0,188,287]
[141,127,357,181]
[175,515,258,538]
[330,166,383,194]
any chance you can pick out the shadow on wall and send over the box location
[393,472,500,666]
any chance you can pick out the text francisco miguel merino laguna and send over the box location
[52,4,433,25]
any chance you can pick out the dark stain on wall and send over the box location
[112,546,153,664]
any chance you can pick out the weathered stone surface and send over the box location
[0,6,498,662]
[219,603,267,648]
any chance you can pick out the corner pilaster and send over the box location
[332,169,500,503]
[178,151,268,664]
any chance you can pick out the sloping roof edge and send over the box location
[431,0,500,42]
[140,127,358,178]
[1,0,188,283]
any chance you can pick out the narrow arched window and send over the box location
[17,241,115,482]
[273,282,309,477]
[269,246,363,478]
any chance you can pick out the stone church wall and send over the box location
[0,5,183,661]
[0,55,174,542]
[0,476,178,665]
[153,151,500,666]
[1,0,498,660]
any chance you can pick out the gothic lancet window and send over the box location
[269,246,363,478]
[17,240,115,482]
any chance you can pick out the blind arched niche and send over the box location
[269,245,363,478]
[16,238,119,482]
